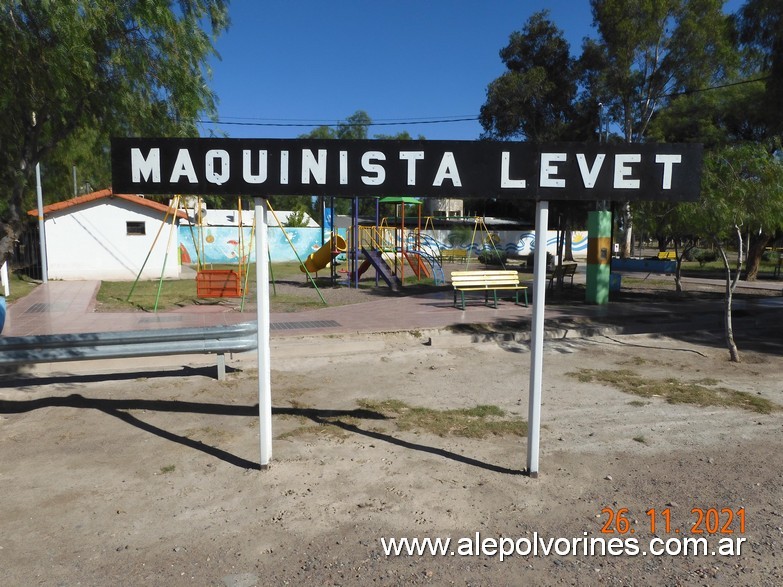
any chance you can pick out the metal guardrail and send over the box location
[0,321,258,380]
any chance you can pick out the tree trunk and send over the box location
[674,242,682,293]
[673,243,696,293]
[744,232,770,281]
[715,231,742,363]
[564,229,574,262]
[617,201,633,259]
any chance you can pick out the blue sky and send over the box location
[201,0,745,142]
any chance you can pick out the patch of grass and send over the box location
[628,400,648,407]
[696,377,719,386]
[620,357,648,367]
[98,279,199,311]
[278,399,526,440]
[622,277,673,287]
[159,464,176,474]
[569,369,777,414]
[5,272,39,302]
[357,399,527,438]
[277,423,352,440]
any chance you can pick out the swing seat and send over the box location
[196,269,243,298]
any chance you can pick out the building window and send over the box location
[126,221,146,236]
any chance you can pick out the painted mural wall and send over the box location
[424,229,588,258]
[178,226,342,265]
[178,226,587,265]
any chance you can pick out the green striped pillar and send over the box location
[585,211,612,305]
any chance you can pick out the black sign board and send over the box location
[111,137,702,201]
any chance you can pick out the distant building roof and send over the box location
[27,188,188,219]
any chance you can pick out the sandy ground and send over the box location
[1,326,782,586]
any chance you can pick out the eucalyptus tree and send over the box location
[735,0,783,134]
[479,11,578,143]
[0,0,230,262]
[478,11,584,257]
[586,0,736,257]
[647,0,783,280]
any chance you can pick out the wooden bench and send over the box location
[451,270,528,310]
[443,248,470,263]
[548,263,577,289]
[657,251,677,260]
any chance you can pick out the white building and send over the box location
[424,197,464,218]
[28,188,186,281]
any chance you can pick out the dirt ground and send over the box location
[1,325,782,586]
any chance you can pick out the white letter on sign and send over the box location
[170,149,198,183]
[655,154,682,189]
[399,151,424,185]
[243,150,268,184]
[433,152,462,187]
[500,152,525,188]
[540,153,566,188]
[576,153,605,188]
[340,151,348,184]
[280,150,289,185]
[362,151,386,185]
[205,149,230,185]
[302,149,327,184]
[614,154,641,189]
[131,148,161,183]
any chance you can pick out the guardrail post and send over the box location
[217,353,226,381]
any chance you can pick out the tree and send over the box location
[586,0,735,257]
[479,11,578,142]
[683,144,783,362]
[647,80,770,148]
[39,125,116,199]
[283,207,310,228]
[648,0,783,279]
[0,0,230,262]
[735,0,783,134]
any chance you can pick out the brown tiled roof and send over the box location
[27,188,188,219]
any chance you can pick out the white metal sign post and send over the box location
[254,197,273,468]
[527,201,549,477]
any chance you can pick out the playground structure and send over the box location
[344,209,513,292]
[126,191,529,311]
[344,196,446,291]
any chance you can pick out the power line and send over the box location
[196,76,771,130]
[662,75,772,98]
[197,116,479,128]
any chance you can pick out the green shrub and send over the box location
[478,250,507,266]
[691,248,717,267]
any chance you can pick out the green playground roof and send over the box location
[378,196,422,205]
